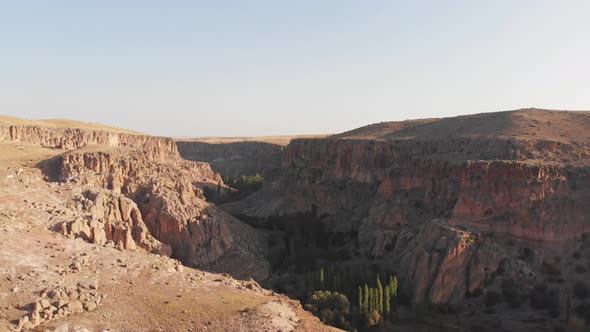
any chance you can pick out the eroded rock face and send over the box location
[367,160,590,242]
[58,150,221,193]
[0,124,178,159]
[234,138,590,242]
[60,189,171,256]
[58,150,269,280]
[388,220,509,303]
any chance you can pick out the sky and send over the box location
[1,1,589,137]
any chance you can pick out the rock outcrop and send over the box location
[59,189,172,256]
[386,220,508,303]
[58,149,270,280]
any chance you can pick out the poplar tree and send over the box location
[358,286,363,312]
[377,276,383,314]
[389,275,398,297]
[363,284,369,313]
[385,285,391,316]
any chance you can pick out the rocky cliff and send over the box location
[57,148,269,280]
[59,188,172,256]
[0,123,179,160]
[224,109,590,304]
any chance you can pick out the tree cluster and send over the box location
[304,265,399,328]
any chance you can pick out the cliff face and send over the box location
[176,141,283,178]
[0,124,179,160]
[58,149,269,280]
[230,137,590,241]
[225,132,590,303]
[390,220,508,304]
[59,189,172,256]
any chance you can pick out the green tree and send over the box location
[372,288,377,313]
[304,291,351,329]
[377,275,383,314]
[384,285,391,316]
[358,286,363,312]
[363,284,369,313]
[389,275,398,297]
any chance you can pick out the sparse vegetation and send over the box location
[304,291,351,330]
[303,266,398,329]
[223,174,264,194]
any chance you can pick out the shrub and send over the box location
[304,291,351,329]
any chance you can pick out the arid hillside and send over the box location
[335,108,590,143]
[0,116,336,332]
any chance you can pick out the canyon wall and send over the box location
[225,136,590,303]
[238,137,590,241]
[176,140,283,178]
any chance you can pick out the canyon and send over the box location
[2,109,590,331]
[220,109,590,330]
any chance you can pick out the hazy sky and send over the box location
[1,1,589,137]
